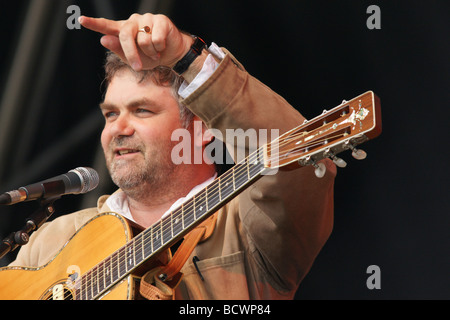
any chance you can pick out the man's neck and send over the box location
[125,165,216,228]
[127,198,175,228]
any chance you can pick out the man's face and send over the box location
[100,70,183,198]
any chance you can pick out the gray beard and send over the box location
[106,139,179,203]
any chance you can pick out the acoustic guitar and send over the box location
[0,91,381,300]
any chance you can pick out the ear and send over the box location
[192,116,214,148]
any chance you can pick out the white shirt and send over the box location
[106,174,217,223]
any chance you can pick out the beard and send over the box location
[105,136,179,202]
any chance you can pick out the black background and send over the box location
[0,0,448,299]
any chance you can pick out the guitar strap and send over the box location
[139,213,217,300]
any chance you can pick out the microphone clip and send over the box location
[0,197,59,260]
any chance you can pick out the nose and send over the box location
[110,114,135,137]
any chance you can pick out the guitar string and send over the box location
[75,146,264,299]
[76,134,344,299]
[121,130,346,259]
[73,102,362,298]
[269,121,351,150]
[265,132,348,163]
[75,128,346,299]
[76,126,346,299]
[60,115,355,298]
[97,125,344,278]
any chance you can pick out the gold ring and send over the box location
[138,26,151,34]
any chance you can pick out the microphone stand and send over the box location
[0,197,59,260]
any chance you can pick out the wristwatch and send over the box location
[173,36,207,75]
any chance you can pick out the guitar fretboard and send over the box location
[75,148,266,300]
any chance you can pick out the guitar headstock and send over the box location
[263,91,382,177]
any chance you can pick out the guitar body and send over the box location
[0,213,138,300]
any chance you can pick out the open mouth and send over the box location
[115,148,140,156]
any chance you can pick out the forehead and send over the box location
[103,70,177,108]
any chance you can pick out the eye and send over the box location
[103,110,118,120]
[135,108,154,116]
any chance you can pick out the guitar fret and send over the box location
[218,176,222,201]
[136,233,144,265]
[93,267,99,298]
[86,272,91,300]
[112,250,119,284]
[153,222,162,252]
[159,220,163,245]
[170,213,174,238]
[205,186,209,211]
[88,270,94,299]
[80,275,87,300]
[96,267,101,296]
[181,204,185,230]
[193,194,197,220]
[149,226,154,253]
[207,183,220,210]
[104,256,112,291]
[100,260,105,292]
[132,239,137,266]
[172,210,182,238]
[76,282,82,300]
[126,242,134,272]
[83,272,89,300]
[162,216,171,245]
[97,263,103,296]
[142,233,146,262]
[128,244,132,271]
[118,247,126,277]
[193,190,206,220]
[143,228,152,260]
[220,174,234,201]
[90,270,94,299]
[232,167,236,190]
[183,202,195,228]
[248,151,264,178]
[234,163,248,189]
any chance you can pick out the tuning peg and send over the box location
[345,141,367,160]
[298,156,327,178]
[352,149,367,160]
[332,157,348,168]
[324,149,347,168]
[313,162,326,178]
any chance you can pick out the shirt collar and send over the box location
[105,174,217,223]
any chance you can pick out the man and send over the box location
[10,13,336,299]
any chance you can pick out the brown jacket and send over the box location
[11,50,336,299]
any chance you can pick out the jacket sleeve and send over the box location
[181,50,336,291]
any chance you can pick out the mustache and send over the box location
[109,136,144,151]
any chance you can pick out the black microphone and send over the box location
[0,167,99,205]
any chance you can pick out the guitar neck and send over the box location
[76,147,267,300]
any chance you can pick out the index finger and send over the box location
[79,16,123,36]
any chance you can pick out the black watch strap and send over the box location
[173,36,207,75]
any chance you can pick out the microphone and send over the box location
[0,167,99,205]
